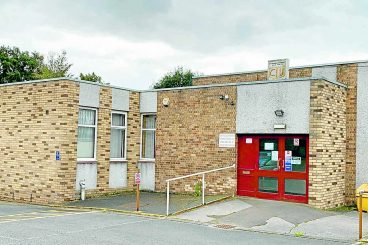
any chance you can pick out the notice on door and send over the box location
[285,151,292,157]
[219,133,235,148]
[292,157,301,165]
[285,151,292,172]
[264,143,274,150]
[271,151,278,161]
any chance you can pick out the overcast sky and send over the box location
[0,0,367,89]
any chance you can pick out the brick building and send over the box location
[0,59,367,209]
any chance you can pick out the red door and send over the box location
[237,135,309,203]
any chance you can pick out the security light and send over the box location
[274,109,284,117]
[219,94,229,101]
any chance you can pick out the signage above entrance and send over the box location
[267,59,289,80]
[219,133,236,148]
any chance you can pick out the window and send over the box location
[110,112,127,160]
[140,114,156,160]
[258,139,279,171]
[77,108,97,160]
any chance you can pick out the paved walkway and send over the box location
[66,191,227,215]
[176,197,367,242]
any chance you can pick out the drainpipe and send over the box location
[79,179,86,201]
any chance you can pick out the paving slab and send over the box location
[174,196,367,242]
[66,191,227,215]
[176,199,251,222]
[292,213,368,241]
[250,217,295,234]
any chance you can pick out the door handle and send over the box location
[277,159,284,170]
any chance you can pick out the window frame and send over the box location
[77,107,98,162]
[140,113,156,161]
[110,111,128,161]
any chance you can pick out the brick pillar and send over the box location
[96,87,112,191]
[309,80,347,208]
[57,81,79,202]
[337,64,358,204]
[126,92,140,188]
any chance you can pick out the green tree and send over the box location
[80,72,103,83]
[35,50,73,79]
[152,67,197,89]
[0,46,43,84]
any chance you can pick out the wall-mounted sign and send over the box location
[219,133,236,148]
[246,138,252,144]
[55,151,61,161]
[267,59,289,80]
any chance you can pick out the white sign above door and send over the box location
[219,133,236,148]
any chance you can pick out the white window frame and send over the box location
[140,113,156,161]
[110,111,128,161]
[77,107,98,162]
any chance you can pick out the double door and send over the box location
[237,135,308,203]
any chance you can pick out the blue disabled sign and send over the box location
[56,151,61,161]
[285,156,292,172]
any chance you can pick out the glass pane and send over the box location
[77,127,95,158]
[142,130,155,159]
[285,179,306,196]
[110,128,125,158]
[259,177,278,193]
[285,138,306,172]
[78,109,96,125]
[259,139,278,170]
[142,115,156,129]
[112,113,125,127]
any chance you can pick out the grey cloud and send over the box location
[0,0,368,89]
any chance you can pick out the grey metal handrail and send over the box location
[165,164,236,215]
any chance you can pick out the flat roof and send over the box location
[144,76,347,92]
[193,59,368,79]
[0,75,347,95]
[0,77,140,92]
[0,58,359,92]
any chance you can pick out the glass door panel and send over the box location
[259,177,278,193]
[258,139,279,171]
[285,138,306,172]
[285,179,306,196]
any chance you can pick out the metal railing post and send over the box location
[202,174,205,205]
[166,181,170,216]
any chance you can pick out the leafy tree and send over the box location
[0,46,43,84]
[35,50,73,79]
[80,72,103,83]
[152,66,197,89]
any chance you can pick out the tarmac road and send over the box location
[0,202,349,245]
